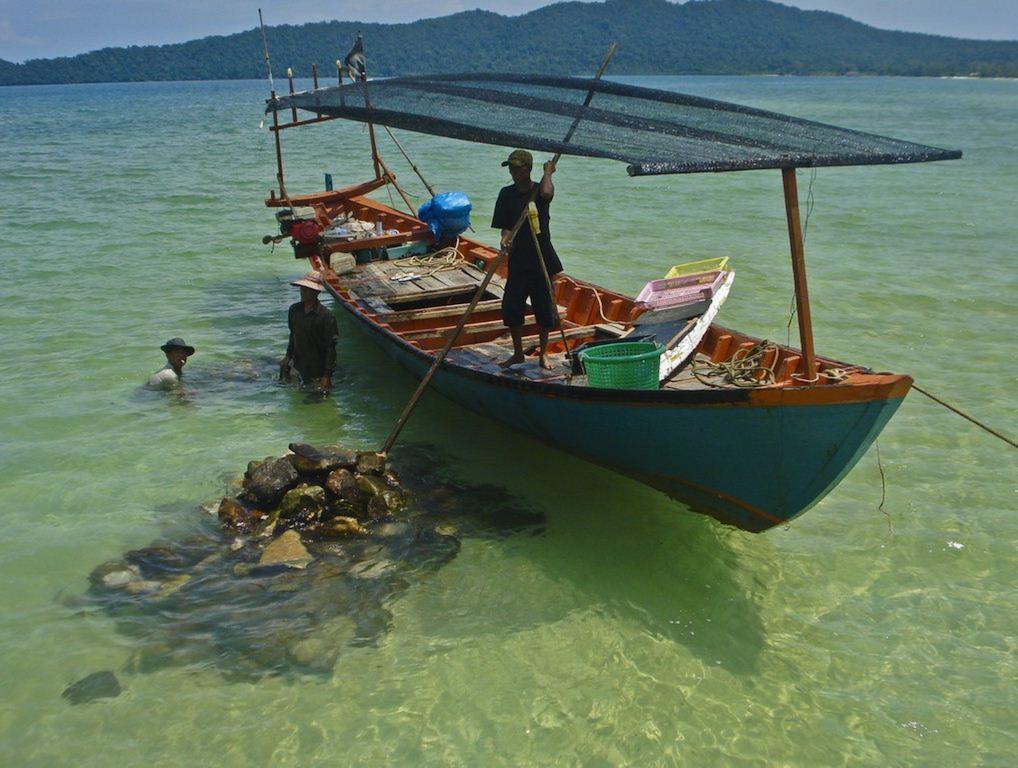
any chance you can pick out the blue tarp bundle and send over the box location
[418,192,472,242]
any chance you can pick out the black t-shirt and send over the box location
[491,182,563,275]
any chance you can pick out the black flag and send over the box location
[344,34,366,80]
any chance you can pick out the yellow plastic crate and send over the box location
[665,257,730,278]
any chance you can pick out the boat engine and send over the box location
[274,207,322,259]
[291,219,320,246]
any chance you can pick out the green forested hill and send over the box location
[2,0,1016,85]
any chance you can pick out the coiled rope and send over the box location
[690,341,861,388]
[391,239,465,280]
[692,341,779,388]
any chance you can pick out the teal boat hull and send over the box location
[336,298,907,532]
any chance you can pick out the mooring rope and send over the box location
[912,383,1017,449]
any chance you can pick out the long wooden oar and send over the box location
[379,42,619,455]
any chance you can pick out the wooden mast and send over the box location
[781,167,817,381]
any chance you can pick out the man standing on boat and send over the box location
[279,272,338,394]
[491,149,563,369]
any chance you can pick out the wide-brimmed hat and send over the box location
[290,271,323,292]
[160,337,195,356]
[501,149,533,168]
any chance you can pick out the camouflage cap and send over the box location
[501,149,533,168]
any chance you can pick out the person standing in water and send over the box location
[279,271,338,394]
[147,338,195,387]
[490,149,562,370]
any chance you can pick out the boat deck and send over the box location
[270,189,874,393]
[325,255,768,389]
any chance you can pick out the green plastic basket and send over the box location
[581,342,664,390]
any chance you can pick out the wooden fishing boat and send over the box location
[262,68,960,532]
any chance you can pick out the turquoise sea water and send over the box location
[0,76,1015,765]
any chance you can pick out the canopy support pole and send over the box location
[781,167,817,381]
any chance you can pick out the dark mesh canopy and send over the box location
[267,74,960,176]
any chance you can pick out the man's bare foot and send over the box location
[539,354,553,370]
[499,353,526,368]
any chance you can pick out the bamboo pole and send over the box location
[379,42,618,455]
[376,155,417,216]
[384,126,437,197]
[527,202,571,360]
[781,167,817,381]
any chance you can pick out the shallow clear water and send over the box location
[0,75,1015,766]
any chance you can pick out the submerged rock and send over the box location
[98,566,141,590]
[156,574,191,598]
[243,456,299,507]
[89,560,139,589]
[288,614,358,671]
[124,538,218,577]
[62,671,121,705]
[123,580,163,595]
[308,516,365,538]
[258,530,313,569]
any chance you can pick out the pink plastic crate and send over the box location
[635,270,726,310]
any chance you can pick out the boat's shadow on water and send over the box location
[531,478,766,676]
[403,440,767,677]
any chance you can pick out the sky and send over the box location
[1,1,1015,63]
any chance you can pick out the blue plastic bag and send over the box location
[418,192,472,242]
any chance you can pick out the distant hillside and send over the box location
[3,0,1017,86]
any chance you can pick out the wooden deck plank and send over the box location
[385,283,484,306]
[379,298,503,323]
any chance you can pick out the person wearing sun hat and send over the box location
[279,271,339,394]
[146,337,196,387]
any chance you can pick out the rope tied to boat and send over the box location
[911,383,1017,449]
[558,275,613,324]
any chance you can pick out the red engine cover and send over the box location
[292,219,320,245]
